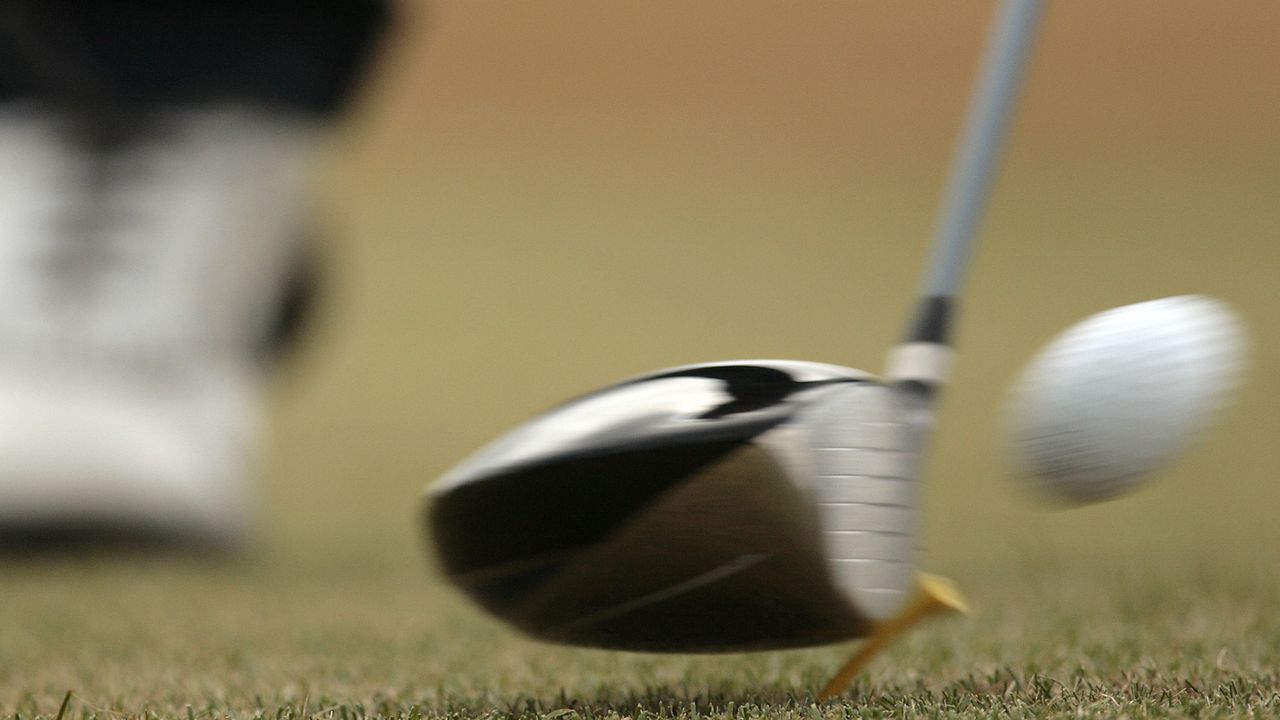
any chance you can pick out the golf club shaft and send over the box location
[890,0,1044,388]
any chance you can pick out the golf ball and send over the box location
[1005,295,1246,504]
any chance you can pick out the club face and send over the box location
[425,360,917,651]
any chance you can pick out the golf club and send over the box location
[425,0,1045,694]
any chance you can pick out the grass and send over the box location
[3,539,1278,719]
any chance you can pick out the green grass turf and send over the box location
[3,541,1278,719]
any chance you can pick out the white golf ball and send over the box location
[1005,295,1246,504]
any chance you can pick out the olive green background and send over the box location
[274,0,1278,579]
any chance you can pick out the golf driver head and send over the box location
[425,360,920,652]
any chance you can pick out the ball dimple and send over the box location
[1005,295,1246,505]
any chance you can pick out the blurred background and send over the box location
[2,0,1277,710]
[296,0,1278,571]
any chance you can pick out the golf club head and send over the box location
[425,360,920,652]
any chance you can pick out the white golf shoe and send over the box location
[0,103,323,550]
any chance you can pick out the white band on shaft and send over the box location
[885,342,955,386]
